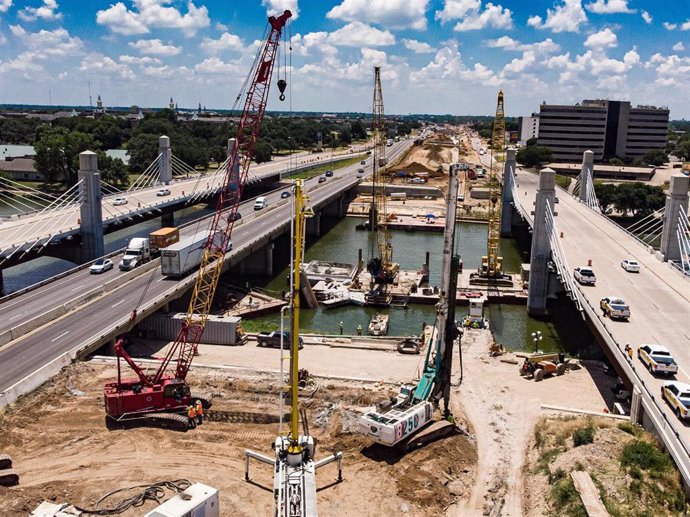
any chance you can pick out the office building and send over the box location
[535,99,669,162]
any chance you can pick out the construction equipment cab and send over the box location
[254,196,268,210]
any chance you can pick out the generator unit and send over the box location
[144,483,219,517]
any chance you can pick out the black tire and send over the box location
[676,408,682,420]
[534,369,545,382]
[649,364,654,374]
[259,341,268,348]
[556,363,566,376]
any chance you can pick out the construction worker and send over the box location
[625,343,633,362]
[357,324,362,336]
[339,321,344,335]
[195,400,204,425]
[187,405,197,428]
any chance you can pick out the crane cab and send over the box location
[104,377,190,419]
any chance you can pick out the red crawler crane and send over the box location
[103,10,292,427]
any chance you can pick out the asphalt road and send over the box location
[0,140,412,392]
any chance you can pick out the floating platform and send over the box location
[225,289,287,318]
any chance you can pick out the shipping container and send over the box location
[149,227,179,252]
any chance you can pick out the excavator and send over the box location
[103,10,292,428]
[359,163,462,449]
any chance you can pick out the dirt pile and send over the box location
[0,362,476,517]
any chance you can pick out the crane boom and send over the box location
[104,10,292,424]
[481,90,506,278]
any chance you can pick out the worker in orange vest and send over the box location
[195,400,204,425]
[187,405,197,428]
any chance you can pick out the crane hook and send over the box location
[277,79,287,101]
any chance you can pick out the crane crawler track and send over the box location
[0,468,19,486]
[0,454,12,470]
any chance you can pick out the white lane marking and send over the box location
[111,299,127,307]
[71,284,84,291]
[50,331,69,342]
[9,313,26,321]
[156,277,166,283]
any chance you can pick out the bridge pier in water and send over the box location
[323,196,345,218]
[159,136,172,185]
[306,211,321,237]
[660,174,690,263]
[238,242,275,276]
[78,151,105,262]
[500,148,516,237]
[579,150,594,203]
[527,167,556,317]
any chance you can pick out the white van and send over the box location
[254,196,268,210]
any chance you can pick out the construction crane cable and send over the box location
[73,479,191,515]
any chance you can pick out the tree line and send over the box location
[0,110,420,187]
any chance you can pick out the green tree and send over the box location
[126,133,160,172]
[96,152,129,187]
[34,127,96,184]
[526,137,538,147]
[254,141,273,163]
[350,119,367,140]
[642,149,668,166]
[594,183,616,213]
[516,145,552,167]
[676,140,690,161]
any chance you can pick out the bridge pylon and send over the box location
[78,151,104,262]
[500,148,516,237]
[527,167,556,316]
[579,150,594,204]
[660,174,690,263]
[159,135,172,185]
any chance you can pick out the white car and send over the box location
[661,382,690,420]
[112,197,128,206]
[157,188,171,197]
[573,266,596,285]
[89,258,114,274]
[600,296,631,320]
[638,344,678,376]
[621,259,640,273]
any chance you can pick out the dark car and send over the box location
[318,176,327,183]
[229,211,242,221]
[281,191,290,198]
[325,170,334,177]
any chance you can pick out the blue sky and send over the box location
[0,0,689,117]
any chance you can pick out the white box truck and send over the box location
[119,237,151,271]
[144,483,219,517]
[161,230,230,277]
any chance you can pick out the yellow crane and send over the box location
[366,66,399,293]
[481,90,506,278]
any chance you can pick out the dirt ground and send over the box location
[0,324,619,516]
[0,360,475,517]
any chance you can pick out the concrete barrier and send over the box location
[0,350,72,408]
[0,330,12,348]
[10,305,67,341]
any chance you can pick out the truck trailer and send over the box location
[161,230,230,277]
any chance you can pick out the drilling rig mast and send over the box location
[366,66,398,301]
[480,90,506,279]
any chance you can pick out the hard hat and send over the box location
[196,400,201,404]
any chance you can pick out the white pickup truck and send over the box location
[638,344,678,376]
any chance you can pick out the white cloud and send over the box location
[682,20,690,31]
[545,46,639,79]
[328,22,395,47]
[452,3,513,31]
[79,52,134,79]
[435,0,480,24]
[96,0,210,38]
[502,50,536,75]
[194,56,244,74]
[663,22,677,31]
[584,28,617,49]
[410,42,500,86]
[673,42,685,52]
[262,0,299,20]
[327,0,428,30]
[646,52,690,86]
[118,54,161,65]
[290,31,338,59]
[403,38,434,54]
[486,35,559,53]
[129,39,181,56]
[641,10,652,24]
[10,25,82,57]
[214,21,227,31]
[0,51,44,75]
[528,0,587,33]
[0,32,6,45]
[0,0,12,13]
[200,32,244,54]
[585,0,634,14]
[18,0,62,21]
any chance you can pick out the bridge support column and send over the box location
[78,151,104,262]
[500,148,516,237]
[527,168,556,317]
[306,211,321,237]
[265,243,274,277]
[660,174,690,262]
[159,136,172,185]
[238,242,275,276]
[161,211,174,227]
[323,196,344,218]
[630,385,643,425]
[579,150,594,203]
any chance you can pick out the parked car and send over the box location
[325,170,334,177]
[573,266,596,285]
[157,188,171,196]
[281,191,290,199]
[638,344,678,376]
[662,381,690,420]
[318,176,327,183]
[257,331,304,349]
[621,259,640,273]
[112,197,128,206]
[600,296,631,320]
[89,258,114,274]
